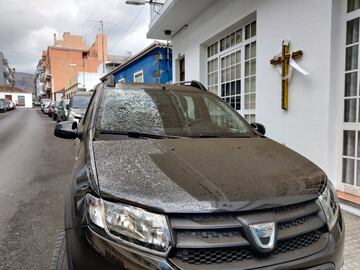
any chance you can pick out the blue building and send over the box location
[103,42,172,84]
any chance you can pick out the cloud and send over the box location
[0,0,152,73]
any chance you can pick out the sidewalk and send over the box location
[343,210,360,269]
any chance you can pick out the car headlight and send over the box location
[86,194,171,253]
[68,111,76,119]
[318,180,340,231]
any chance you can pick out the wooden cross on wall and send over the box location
[270,40,303,110]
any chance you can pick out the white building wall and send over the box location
[0,92,32,108]
[171,0,340,184]
[77,72,101,91]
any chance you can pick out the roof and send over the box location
[107,54,130,65]
[0,85,30,93]
[100,41,172,81]
[48,46,89,52]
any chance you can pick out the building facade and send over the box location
[33,51,46,101]
[102,42,172,84]
[147,0,360,197]
[34,32,108,101]
[0,52,15,86]
[0,85,32,108]
[63,72,101,100]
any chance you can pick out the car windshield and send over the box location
[70,95,91,108]
[96,88,254,138]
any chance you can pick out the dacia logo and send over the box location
[249,222,276,252]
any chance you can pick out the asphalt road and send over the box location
[0,108,74,269]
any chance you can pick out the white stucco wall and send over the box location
[0,92,32,108]
[170,0,343,185]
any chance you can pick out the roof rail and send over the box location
[173,80,208,91]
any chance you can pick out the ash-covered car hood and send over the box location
[92,138,326,213]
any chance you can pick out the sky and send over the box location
[0,0,153,74]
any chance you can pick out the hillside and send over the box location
[14,72,34,93]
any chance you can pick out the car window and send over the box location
[69,95,91,109]
[96,88,252,138]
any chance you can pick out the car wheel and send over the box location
[51,231,69,270]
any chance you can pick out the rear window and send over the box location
[69,95,91,108]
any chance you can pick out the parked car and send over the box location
[41,99,51,112]
[66,91,92,123]
[48,102,58,118]
[53,80,344,270]
[2,99,11,111]
[56,99,70,122]
[6,99,15,111]
[0,99,6,113]
[52,102,61,121]
[43,101,52,114]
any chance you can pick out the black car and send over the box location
[53,80,344,270]
[0,99,6,113]
[67,91,92,123]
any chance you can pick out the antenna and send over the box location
[85,15,116,73]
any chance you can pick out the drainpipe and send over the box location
[166,41,170,83]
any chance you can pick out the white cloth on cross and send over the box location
[273,39,309,80]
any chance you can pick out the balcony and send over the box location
[150,0,167,21]
[45,82,51,91]
[45,70,51,81]
[147,0,216,40]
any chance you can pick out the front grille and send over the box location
[273,229,322,255]
[175,246,254,264]
[169,200,327,267]
[278,214,313,230]
[174,230,323,265]
[177,229,242,239]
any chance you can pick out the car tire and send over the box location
[51,231,69,270]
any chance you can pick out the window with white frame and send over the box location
[133,70,144,83]
[119,77,125,83]
[342,1,360,188]
[206,21,256,122]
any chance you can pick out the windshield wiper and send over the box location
[191,134,220,138]
[191,133,252,138]
[98,130,180,139]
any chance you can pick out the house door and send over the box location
[179,57,185,81]
[5,95,12,101]
[18,96,25,107]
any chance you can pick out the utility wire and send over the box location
[109,6,145,52]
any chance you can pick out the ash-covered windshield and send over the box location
[96,88,253,138]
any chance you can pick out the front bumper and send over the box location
[65,213,344,270]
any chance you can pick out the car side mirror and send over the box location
[106,75,116,87]
[250,122,266,136]
[65,104,69,110]
[54,121,78,139]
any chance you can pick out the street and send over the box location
[0,108,74,269]
[0,108,360,269]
